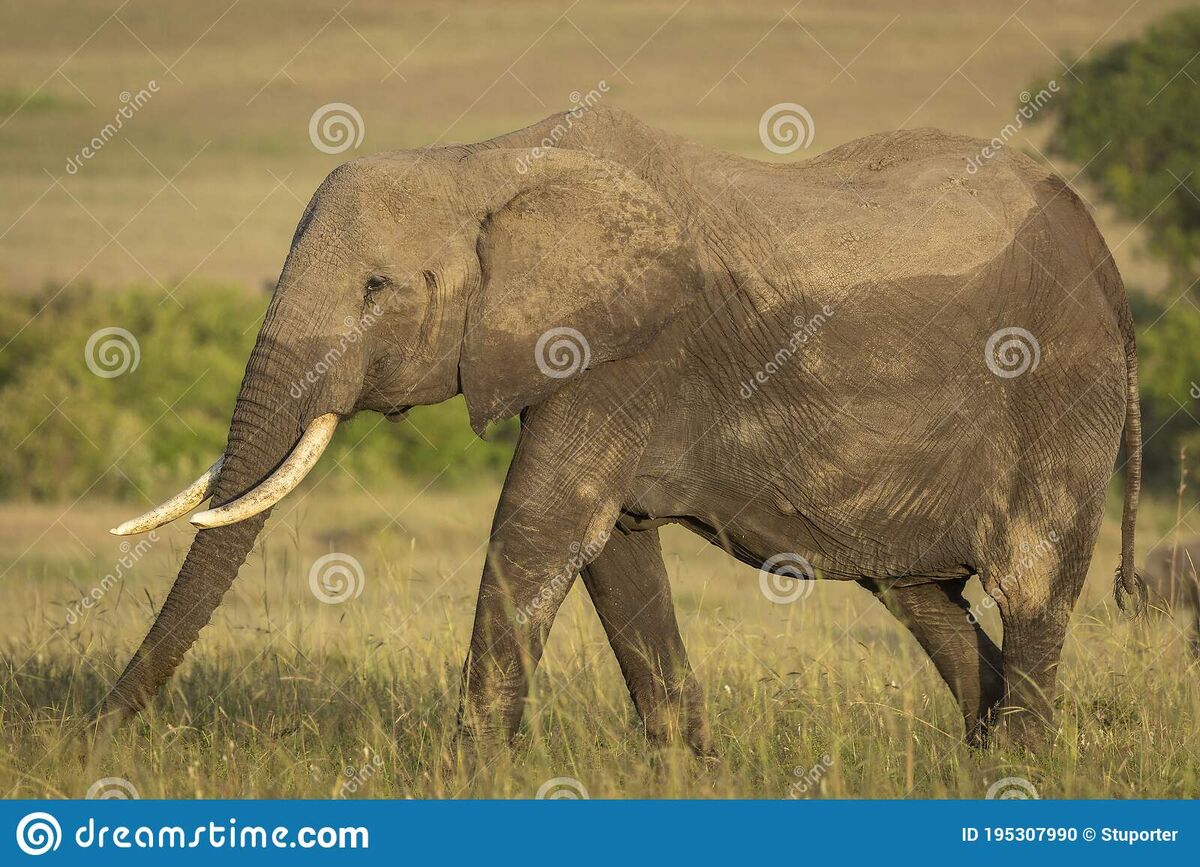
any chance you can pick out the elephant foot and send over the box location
[641,697,715,760]
[995,706,1055,755]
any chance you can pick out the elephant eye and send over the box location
[364,275,389,296]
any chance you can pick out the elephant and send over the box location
[101,106,1145,757]
[1142,540,1200,654]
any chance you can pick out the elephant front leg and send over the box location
[455,414,632,750]
[457,533,589,747]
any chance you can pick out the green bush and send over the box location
[0,285,515,502]
[1130,289,1200,490]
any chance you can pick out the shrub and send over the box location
[0,285,515,502]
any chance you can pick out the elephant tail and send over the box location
[1114,302,1147,618]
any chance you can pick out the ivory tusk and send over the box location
[190,413,339,530]
[110,457,225,536]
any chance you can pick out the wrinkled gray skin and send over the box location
[1143,542,1200,654]
[100,107,1144,756]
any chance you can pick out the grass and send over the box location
[1,483,1197,799]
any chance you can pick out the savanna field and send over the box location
[3,0,1200,799]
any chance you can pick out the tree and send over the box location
[1034,8,1200,290]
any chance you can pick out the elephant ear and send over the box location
[458,148,702,435]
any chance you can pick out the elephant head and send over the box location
[100,145,701,723]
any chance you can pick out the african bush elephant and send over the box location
[103,107,1144,756]
[1143,541,1200,653]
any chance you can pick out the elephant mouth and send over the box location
[384,406,412,423]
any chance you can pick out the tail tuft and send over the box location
[1113,564,1147,619]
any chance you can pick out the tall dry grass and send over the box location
[2,483,1196,798]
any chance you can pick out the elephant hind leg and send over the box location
[860,575,1004,747]
[984,525,1095,754]
[581,526,712,757]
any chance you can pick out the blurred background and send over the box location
[2,1,1198,798]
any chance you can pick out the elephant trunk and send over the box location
[98,321,311,725]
